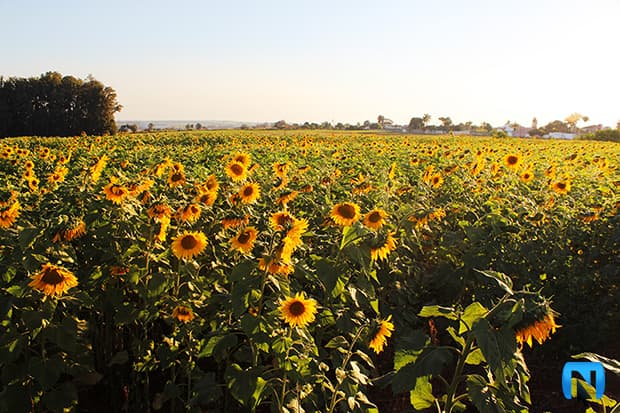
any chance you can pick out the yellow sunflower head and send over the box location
[177,203,201,223]
[167,170,186,187]
[363,209,388,230]
[195,190,217,206]
[103,180,130,204]
[148,203,172,221]
[225,160,247,182]
[369,315,395,354]
[331,202,361,226]
[520,170,535,183]
[230,226,258,253]
[171,231,208,260]
[370,231,397,262]
[239,182,260,204]
[270,211,296,231]
[232,152,252,167]
[205,174,219,192]
[0,200,20,229]
[514,294,560,348]
[28,263,78,297]
[551,180,571,195]
[279,292,318,328]
[172,305,195,323]
[504,154,522,170]
[429,173,444,189]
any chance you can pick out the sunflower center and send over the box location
[337,204,356,219]
[230,164,243,175]
[177,307,189,315]
[507,156,518,165]
[368,211,381,223]
[237,231,251,244]
[243,186,254,196]
[111,185,125,195]
[171,173,183,182]
[190,205,199,214]
[289,301,306,316]
[277,215,294,227]
[181,235,198,250]
[557,182,566,189]
[41,268,64,285]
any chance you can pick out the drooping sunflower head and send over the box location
[239,182,260,204]
[279,292,318,328]
[370,231,397,262]
[205,174,219,192]
[230,226,258,253]
[167,170,186,187]
[28,263,78,297]
[195,190,217,206]
[369,315,395,354]
[273,162,290,178]
[177,203,201,223]
[0,200,20,229]
[514,293,560,348]
[331,202,361,226]
[172,305,195,323]
[148,203,172,221]
[225,160,247,182]
[171,231,208,260]
[363,209,388,230]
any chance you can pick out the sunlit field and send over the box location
[1,130,618,412]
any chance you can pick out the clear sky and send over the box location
[2,0,619,127]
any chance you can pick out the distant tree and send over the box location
[362,120,370,129]
[128,124,138,133]
[335,122,344,130]
[274,120,288,129]
[438,116,453,131]
[542,120,570,134]
[0,71,121,137]
[369,122,381,130]
[617,120,620,130]
[528,128,543,137]
[479,122,493,132]
[196,123,202,130]
[408,117,424,131]
[565,112,588,132]
[147,122,154,131]
[422,114,431,129]
[377,115,385,128]
[320,121,332,129]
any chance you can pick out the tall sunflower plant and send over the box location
[391,269,560,413]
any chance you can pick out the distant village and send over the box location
[117,113,617,140]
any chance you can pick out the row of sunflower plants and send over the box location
[0,130,617,412]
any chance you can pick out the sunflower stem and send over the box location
[326,324,365,413]
[279,327,294,410]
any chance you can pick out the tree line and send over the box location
[0,72,122,137]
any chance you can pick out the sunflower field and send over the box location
[0,130,618,413]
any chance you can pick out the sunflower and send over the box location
[24,160,35,170]
[154,216,170,243]
[148,203,172,221]
[503,154,521,170]
[551,180,571,195]
[331,202,361,226]
[90,155,108,183]
[103,180,129,204]
[520,170,534,183]
[273,162,290,178]
[64,219,86,241]
[28,177,40,191]
[370,231,397,262]
[276,190,298,207]
[369,315,395,354]
[258,257,294,276]
[515,313,559,348]
[230,226,258,253]
[171,231,207,260]
[232,152,251,167]
[195,190,217,206]
[204,174,219,192]
[270,211,296,231]
[168,170,186,187]
[225,160,247,182]
[429,173,444,189]
[221,216,249,230]
[279,292,318,328]
[172,305,195,323]
[363,209,388,230]
[28,263,78,297]
[0,201,20,229]
[177,203,201,223]
[239,182,260,204]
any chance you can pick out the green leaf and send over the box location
[230,260,254,282]
[392,347,453,393]
[18,227,42,250]
[192,372,221,405]
[475,269,513,294]
[29,356,64,390]
[410,376,435,410]
[41,382,77,411]
[225,364,267,408]
[418,305,458,320]
[325,335,349,349]
[472,319,516,382]
[340,224,366,250]
[467,375,504,413]
[459,302,488,334]
[5,285,24,297]
[394,330,428,371]
[465,348,486,365]
[573,352,620,376]
[446,326,466,348]
[355,350,375,368]
[0,383,32,412]
[212,333,239,361]
[316,258,347,298]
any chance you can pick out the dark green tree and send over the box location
[0,72,121,137]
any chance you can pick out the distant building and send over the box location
[580,124,603,134]
[544,132,577,139]
[497,123,532,137]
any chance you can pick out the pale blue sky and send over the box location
[2,0,619,127]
